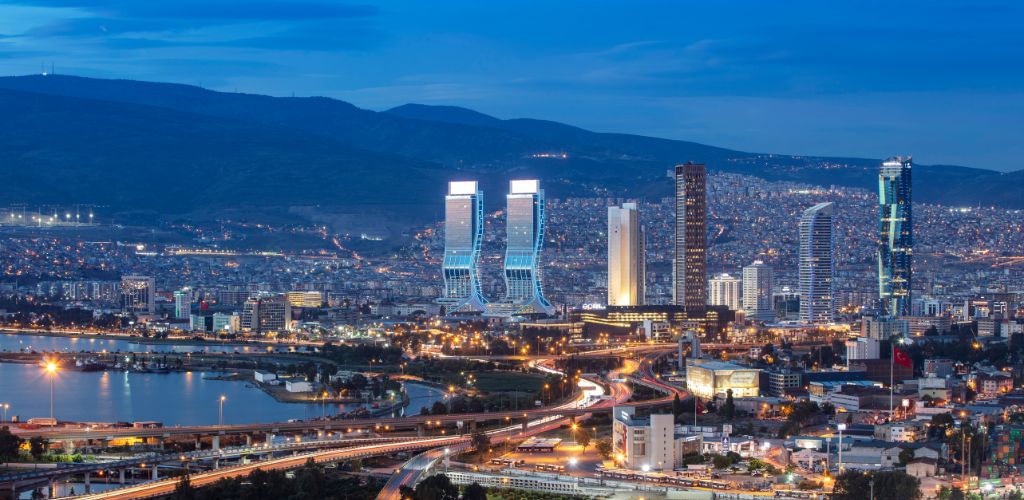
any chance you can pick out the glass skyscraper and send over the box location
[674,162,707,310]
[440,181,487,313]
[799,202,834,324]
[878,156,913,317]
[501,179,553,316]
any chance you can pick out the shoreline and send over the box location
[0,328,291,349]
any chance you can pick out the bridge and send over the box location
[3,346,685,499]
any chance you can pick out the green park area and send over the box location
[471,371,546,394]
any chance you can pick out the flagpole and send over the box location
[889,339,895,419]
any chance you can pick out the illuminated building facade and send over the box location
[607,203,645,306]
[121,275,156,315]
[240,293,291,335]
[440,181,488,314]
[286,291,324,308]
[709,273,741,311]
[878,156,913,317]
[742,261,774,322]
[612,407,679,470]
[574,305,733,339]
[173,288,190,319]
[500,179,554,316]
[685,359,761,400]
[799,202,834,324]
[674,162,707,310]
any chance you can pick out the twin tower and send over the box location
[439,180,554,317]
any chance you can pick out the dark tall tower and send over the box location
[674,162,707,309]
[878,156,913,317]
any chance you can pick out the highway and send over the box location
[0,436,423,486]
[376,350,676,499]
[25,346,681,499]
[72,436,473,500]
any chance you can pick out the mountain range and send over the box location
[0,74,1020,228]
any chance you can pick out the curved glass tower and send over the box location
[501,179,554,316]
[878,156,913,317]
[799,202,834,324]
[439,181,487,314]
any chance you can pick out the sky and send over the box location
[0,0,1022,171]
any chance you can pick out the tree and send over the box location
[461,482,487,500]
[833,471,921,500]
[412,473,460,500]
[431,401,448,415]
[672,394,683,417]
[595,438,613,460]
[171,474,196,500]
[0,426,20,464]
[470,431,490,461]
[29,436,48,461]
[712,453,733,469]
[898,447,915,466]
[576,427,591,451]
[722,389,736,421]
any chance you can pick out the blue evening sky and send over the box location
[0,1,1021,170]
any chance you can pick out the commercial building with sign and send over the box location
[685,359,760,400]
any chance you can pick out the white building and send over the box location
[173,288,191,319]
[742,261,774,322]
[607,203,645,306]
[212,312,239,333]
[686,359,760,400]
[845,337,881,362]
[285,379,312,393]
[709,273,742,311]
[254,371,277,383]
[613,407,690,471]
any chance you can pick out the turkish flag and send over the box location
[893,347,912,368]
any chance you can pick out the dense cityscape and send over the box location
[1,3,1023,500]
[0,155,1022,500]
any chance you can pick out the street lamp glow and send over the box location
[43,360,59,420]
[568,457,578,466]
[218,395,227,426]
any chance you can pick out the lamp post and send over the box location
[44,361,58,420]
[218,396,226,426]
[837,423,846,473]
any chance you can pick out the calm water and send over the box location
[0,362,443,427]
[0,332,302,354]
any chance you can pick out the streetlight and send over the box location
[837,423,846,472]
[218,396,227,426]
[44,361,58,420]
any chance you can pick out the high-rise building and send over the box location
[440,181,488,314]
[607,203,645,306]
[240,294,291,335]
[121,275,156,315]
[799,202,835,324]
[878,156,913,317]
[173,288,191,319]
[742,261,774,322]
[708,273,741,311]
[674,162,707,310]
[500,179,554,316]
